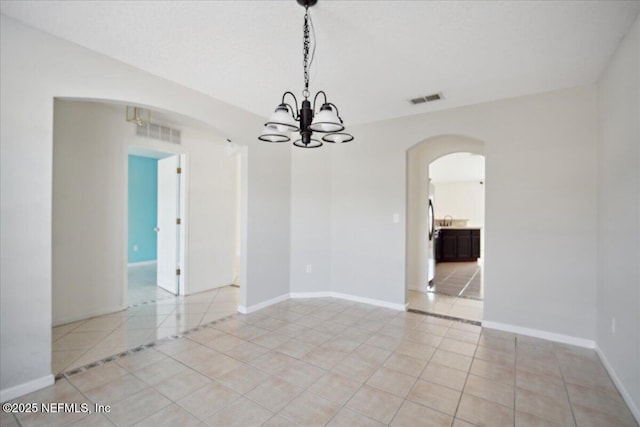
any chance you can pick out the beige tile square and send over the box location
[132,403,202,427]
[52,349,88,374]
[326,407,385,427]
[177,381,241,419]
[205,396,273,427]
[273,339,316,358]
[391,400,453,426]
[301,347,349,370]
[565,382,636,424]
[261,415,297,426]
[366,367,417,397]
[171,344,219,366]
[353,344,393,365]
[474,345,515,368]
[249,350,297,375]
[67,362,128,392]
[439,337,477,357]
[154,338,200,356]
[365,334,401,351]
[430,349,473,372]
[105,388,172,427]
[215,363,271,394]
[394,341,436,361]
[421,362,468,391]
[402,330,442,347]
[516,387,574,425]
[383,353,428,377]
[571,402,637,427]
[153,369,212,401]
[332,354,380,382]
[132,358,189,386]
[465,373,514,408]
[407,379,461,415]
[308,372,361,404]
[456,393,514,427]
[249,331,291,349]
[205,333,246,352]
[346,385,404,424]
[280,391,340,426]
[53,331,110,351]
[246,377,304,412]
[192,352,244,379]
[515,410,561,427]
[515,369,567,402]
[223,340,270,362]
[470,358,515,385]
[276,359,326,388]
[116,348,168,371]
[84,373,148,405]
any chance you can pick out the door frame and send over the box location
[125,142,189,303]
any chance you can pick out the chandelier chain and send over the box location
[303,6,310,96]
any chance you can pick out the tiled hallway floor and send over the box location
[127,263,174,306]
[8,298,638,426]
[408,262,484,322]
[52,286,239,375]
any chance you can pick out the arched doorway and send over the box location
[406,135,485,322]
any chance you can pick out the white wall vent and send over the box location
[410,92,443,105]
[136,122,181,144]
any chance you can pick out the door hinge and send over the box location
[176,167,182,174]
[176,268,181,276]
[176,218,181,225]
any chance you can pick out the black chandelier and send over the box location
[258,0,353,148]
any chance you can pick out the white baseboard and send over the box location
[1,374,54,403]
[595,345,640,424]
[127,260,157,267]
[53,304,128,327]
[291,291,407,311]
[290,292,332,299]
[331,292,408,311]
[482,320,596,349]
[237,293,289,314]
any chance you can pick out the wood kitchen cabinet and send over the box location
[435,228,481,262]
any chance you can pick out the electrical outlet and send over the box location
[393,213,400,223]
[612,317,616,334]
[133,244,139,252]
[306,264,312,273]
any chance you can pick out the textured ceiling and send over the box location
[2,0,639,126]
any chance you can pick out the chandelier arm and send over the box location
[328,102,344,123]
[281,91,300,118]
[312,90,328,111]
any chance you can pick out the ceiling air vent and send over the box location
[410,92,443,105]
[136,122,181,144]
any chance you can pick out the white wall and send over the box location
[328,86,598,341]
[596,15,640,417]
[53,101,128,324]
[433,181,485,227]
[290,148,332,294]
[1,15,291,400]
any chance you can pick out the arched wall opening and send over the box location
[405,135,485,318]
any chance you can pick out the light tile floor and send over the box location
[127,263,174,306]
[7,298,638,426]
[51,285,240,375]
[408,262,484,322]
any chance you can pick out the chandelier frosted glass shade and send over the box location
[258,126,290,143]
[265,104,299,133]
[322,132,354,143]
[308,104,344,133]
[293,138,323,148]
[258,1,352,148]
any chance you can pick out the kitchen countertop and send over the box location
[435,226,482,230]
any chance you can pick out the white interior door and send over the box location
[157,155,180,294]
